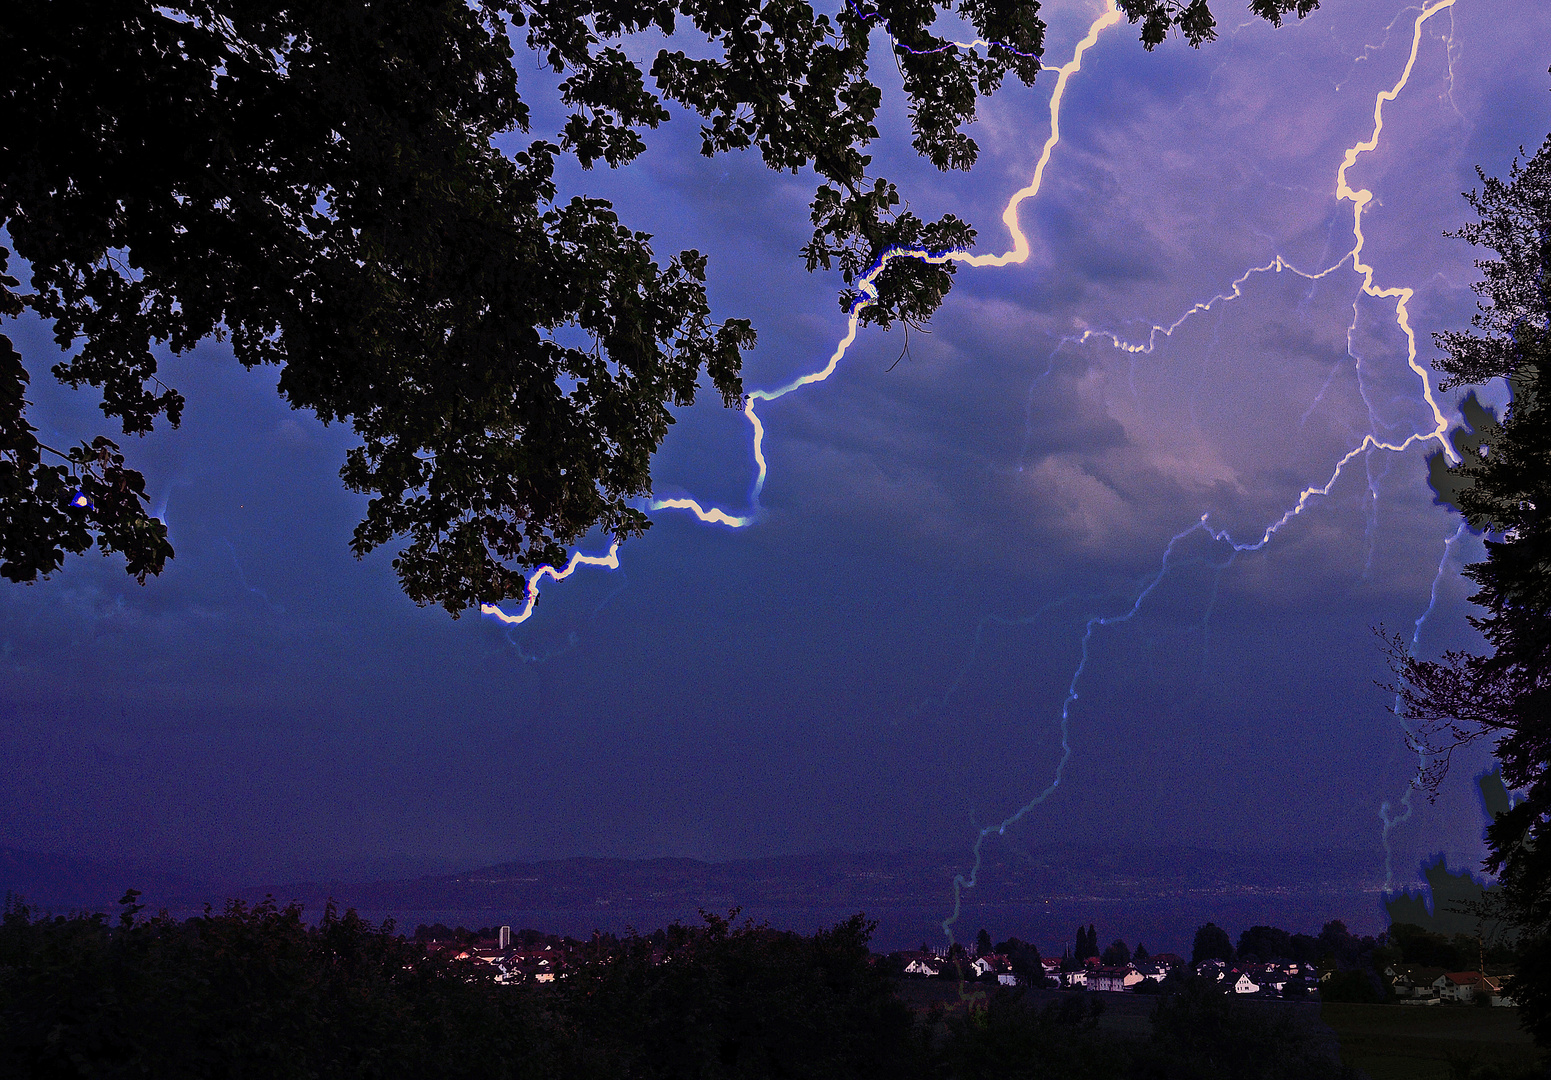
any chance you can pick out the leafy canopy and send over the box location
[1387,129,1551,1045]
[1,0,1318,614]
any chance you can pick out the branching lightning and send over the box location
[485,0,1473,929]
[483,1,1121,625]
[935,0,1466,941]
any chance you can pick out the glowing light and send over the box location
[1381,519,1470,889]
[648,498,751,528]
[941,520,1216,949]
[1334,0,1459,464]
[489,2,1116,613]
[68,490,92,510]
[651,0,1125,529]
[480,542,621,625]
[940,0,1465,937]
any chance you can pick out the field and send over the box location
[1320,1003,1542,1080]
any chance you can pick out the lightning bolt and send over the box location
[485,0,1122,624]
[480,542,620,626]
[939,520,1221,950]
[487,1,1471,923]
[1380,519,1470,889]
[937,0,1466,941]
[659,0,1126,524]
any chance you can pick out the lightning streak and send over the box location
[1334,0,1458,461]
[490,1,1469,922]
[480,541,620,625]
[938,0,1466,933]
[671,0,1126,520]
[487,0,1123,623]
[940,521,1217,949]
[1380,519,1470,889]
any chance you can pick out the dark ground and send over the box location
[897,982,1544,1078]
[1319,1002,1541,1080]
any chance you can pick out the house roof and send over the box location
[1441,972,1484,986]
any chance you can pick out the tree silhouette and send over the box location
[1384,129,1551,1045]
[2,0,1321,611]
[1191,922,1233,965]
[1099,939,1130,967]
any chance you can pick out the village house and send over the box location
[1434,971,1516,1006]
[1089,965,1144,993]
[970,954,1010,979]
[1437,972,1486,1003]
[1387,965,1446,1000]
[1132,960,1170,984]
[1252,969,1287,994]
[1483,975,1516,1007]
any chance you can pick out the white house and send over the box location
[1090,965,1144,993]
[1232,973,1260,995]
[1133,961,1170,984]
[1255,971,1287,993]
[1387,965,1445,1000]
[1061,969,1087,989]
[905,959,940,977]
[1437,972,1483,1002]
[971,954,1011,979]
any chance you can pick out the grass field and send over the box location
[1320,1003,1542,1080]
[894,983,1545,1078]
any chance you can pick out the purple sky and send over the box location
[3,0,1549,918]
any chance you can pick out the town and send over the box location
[415,915,1519,1007]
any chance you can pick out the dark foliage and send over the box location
[1191,922,1234,965]
[1385,127,1551,1047]
[0,893,552,1079]
[558,910,924,1080]
[936,992,1125,1080]
[935,978,1354,1080]
[0,897,1376,1080]
[1289,933,1320,966]
[1,0,1318,610]
[1318,967,1382,1005]
[1236,925,1293,964]
[1076,923,1099,961]
[1118,0,1317,50]
[1387,921,1514,971]
[994,935,1046,986]
[1101,939,1132,967]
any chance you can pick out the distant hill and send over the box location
[0,847,219,913]
[0,842,1388,951]
[258,844,1381,916]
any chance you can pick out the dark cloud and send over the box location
[3,0,1547,911]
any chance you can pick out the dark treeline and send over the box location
[0,895,1366,1080]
